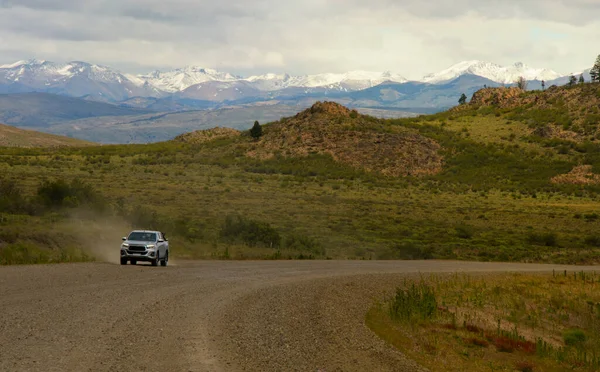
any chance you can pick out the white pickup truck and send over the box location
[120,230,169,266]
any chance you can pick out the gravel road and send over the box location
[1,260,597,372]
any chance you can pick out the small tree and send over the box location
[541,80,545,90]
[568,75,577,86]
[579,74,585,84]
[250,120,262,139]
[458,93,467,105]
[516,76,528,90]
[592,54,600,83]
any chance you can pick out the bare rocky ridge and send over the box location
[0,261,597,372]
[247,101,443,177]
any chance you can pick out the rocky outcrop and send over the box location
[551,165,600,185]
[247,102,443,177]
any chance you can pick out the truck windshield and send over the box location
[128,232,157,242]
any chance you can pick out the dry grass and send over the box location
[0,123,93,148]
[367,272,600,371]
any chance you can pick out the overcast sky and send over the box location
[0,0,598,79]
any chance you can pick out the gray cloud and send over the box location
[0,0,598,78]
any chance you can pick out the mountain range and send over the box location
[0,59,588,109]
[0,58,593,144]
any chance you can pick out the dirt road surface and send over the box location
[1,260,597,372]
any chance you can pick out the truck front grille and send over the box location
[128,245,146,252]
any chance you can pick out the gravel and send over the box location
[1,260,596,372]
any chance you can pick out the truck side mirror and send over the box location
[122,237,127,241]
[158,239,165,243]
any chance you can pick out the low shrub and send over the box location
[563,329,586,346]
[0,178,29,214]
[284,233,324,255]
[486,334,536,354]
[455,225,474,239]
[465,337,489,348]
[515,361,535,372]
[393,241,433,260]
[584,235,600,247]
[527,232,557,247]
[465,324,483,333]
[220,214,281,248]
[37,178,102,210]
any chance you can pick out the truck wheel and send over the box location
[151,254,158,267]
[120,258,127,265]
[131,260,137,265]
[161,251,168,267]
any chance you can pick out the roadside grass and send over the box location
[367,272,600,372]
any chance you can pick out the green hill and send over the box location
[4,85,600,265]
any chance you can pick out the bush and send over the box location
[37,178,101,210]
[220,214,281,248]
[284,233,324,255]
[126,205,160,230]
[584,235,600,247]
[515,361,535,372]
[393,241,434,260]
[465,337,489,347]
[455,225,474,239]
[563,329,586,346]
[0,178,29,214]
[527,232,557,247]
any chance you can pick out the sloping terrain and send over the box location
[247,102,442,177]
[0,123,92,147]
[35,102,414,144]
[174,127,241,144]
[459,83,600,137]
[0,92,152,127]
[5,84,600,265]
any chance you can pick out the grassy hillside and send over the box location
[0,123,93,148]
[4,84,600,264]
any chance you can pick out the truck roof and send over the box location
[130,230,160,233]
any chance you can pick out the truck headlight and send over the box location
[146,244,155,249]
[122,243,129,247]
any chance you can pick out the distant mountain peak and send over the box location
[137,66,240,93]
[422,60,561,84]
[0,59,47,68]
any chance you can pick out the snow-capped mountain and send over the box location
[244,70,407,92]
[137,66,241,93]
[422,61,562,84]
[0,59,163,101]
[140,68,408,93]
[0,58,584,110]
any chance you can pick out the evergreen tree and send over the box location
[541,80,545,90]
[250,120,262,139]
[579,74,585,84]
[568,75,577,86]
[592,54,600,83]
[458,93,467,105]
